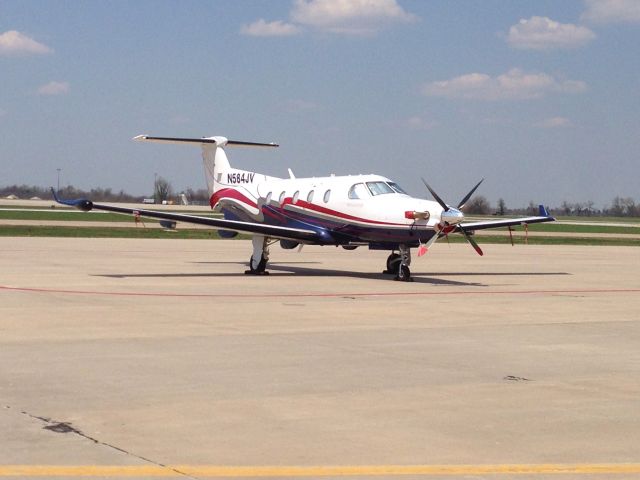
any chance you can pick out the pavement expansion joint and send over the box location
[12,407,198,479]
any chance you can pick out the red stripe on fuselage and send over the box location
[212,189,409,228]
[281,198,405,226]
[210,188,258,210]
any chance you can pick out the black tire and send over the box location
[257,255,267,272]
[400,265,410,279]
[394,265,412,282]
[386,253,401,272]
[245,255,269,275]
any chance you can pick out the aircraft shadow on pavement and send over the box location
[191,261,322,265]
[95,270,478,286]
[94,264,568,286]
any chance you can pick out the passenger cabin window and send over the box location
[292,191,299,204]
[307,190,314,203]
[348,183,369,200]
[323,189,331,203]
[265,192,272,204]
[366,181,395,196]
[279,191,286,205]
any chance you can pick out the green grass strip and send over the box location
[524,223,640,235]
[0,225,248,240]
[2,225,640,246]
[0,210,221,222]
[447,235,640,247]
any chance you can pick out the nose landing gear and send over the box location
[383,245,413,281]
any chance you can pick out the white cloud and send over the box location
[0,30,52,56]
[507,16,595,50]
[422,68,587,101]
[407,116,438,130]
[581,0,640,24]
[534,116,572,128]
[37,81,69,96]
[240,19,301,37]
[290,0,417,35]
[242,0,417,37]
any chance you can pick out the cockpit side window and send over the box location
[366,181,395,196]
[348,183,369,199]
[387,182,408,194]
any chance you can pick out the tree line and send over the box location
[1,183,638,217]
[463,196,640,217]
[0,179,210,205]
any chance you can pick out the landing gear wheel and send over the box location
[245,255,270,275]
[383,253,401,274]
[394,265,413,282]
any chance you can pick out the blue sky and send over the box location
[1,0,639,208]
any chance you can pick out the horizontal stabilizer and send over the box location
[133,135,278,148]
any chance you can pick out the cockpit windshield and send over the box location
[366,181,395,196]
[365,181,408,196]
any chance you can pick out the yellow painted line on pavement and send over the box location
[1,464,640,477]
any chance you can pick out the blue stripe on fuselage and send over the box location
[221,205,436,248]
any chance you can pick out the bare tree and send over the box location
[464,195,491,215]
[185,187,210,203]
[154,176,173,203]
[610,196,637,216]
[585,200,595,216]
[497,198,506,216]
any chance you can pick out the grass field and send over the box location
[0,225,245,240]
[2,204,639,246]
[506,223,640,235]
[2,225,640,246]
[0,209,221,222]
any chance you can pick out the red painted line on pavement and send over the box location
[1,285,639,299]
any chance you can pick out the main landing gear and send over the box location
[245,235,270,275]
[383,245,413,282]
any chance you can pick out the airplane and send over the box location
[53,135,555,281]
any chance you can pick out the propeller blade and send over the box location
[421,178,449,212]
[458,178,484,210]
[460,227,484,256]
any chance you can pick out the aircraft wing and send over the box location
[51,190,322,243]
[455,205,555,232]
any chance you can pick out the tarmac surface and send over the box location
[1,238,639,479]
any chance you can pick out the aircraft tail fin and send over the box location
[133,135,278,195]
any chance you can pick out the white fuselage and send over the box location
[212,170,448,247]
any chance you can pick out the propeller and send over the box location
[421,178,485,256]
[460,227,483,256]
[421,178,449,212]
[457,178,484,210]
[421,178,484,212]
